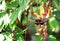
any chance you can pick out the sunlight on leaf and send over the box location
[0,34,4,41]
[4,34,12,41]
[3,14,10,25]
[0,0,6,11]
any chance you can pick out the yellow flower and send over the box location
[34,13,40,20]
[40,5,44,14]
[48,7,52,14]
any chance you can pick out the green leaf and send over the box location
[22,17,28,26]
[19,0,30,7]
[4,32,12,41]
[48,16,59,32]
[0,18,3,26]
[0,12,6,18]
[9,8,21,24]
[14,27,24,41]
[28,22,35,34]
[52,0,60,11]
[49,35,57,41]
[4,31,11,36]
[36,35,42,41]
[52,11,60,20]
[0,21,4,32]
[15,27,23,34]
[6,1,19,9]
[15,34,24,41]
[18,0,23,6]
[42,0,46,3]
[10,0,30,25]
[0,13,6,32]
[0,0,2,3]
[34,0,36,3]
[18,0,30,21]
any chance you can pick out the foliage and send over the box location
[0,0,30,41]
[0,0,60,41]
